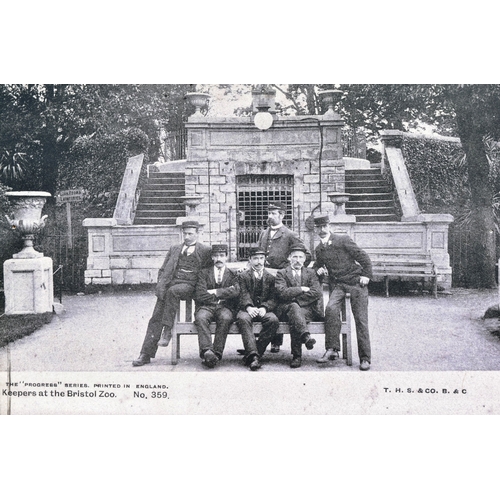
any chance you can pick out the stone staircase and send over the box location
[133,172,186,225]
[345,168,399,222]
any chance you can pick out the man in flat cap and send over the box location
[236,247,279,371]
[132,220,212,367]
[313,215,373,371]
[257,201,310,353]
[194,244,240,368]
[275,244,324,368]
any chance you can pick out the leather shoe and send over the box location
[290,357,302,368]
[302,333,316,350]
[270,344,280,353]
[157,329,172,347]
[249,356,261,371]
[132,354,150,367]
[236,349,246,355]
[203,350,218,368]
[360,360,371,371]
[316,349,339,364]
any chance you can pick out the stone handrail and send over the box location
[113,154,144,225]
[380,130,421,220]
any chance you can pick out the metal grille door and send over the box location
[236,174,294,260]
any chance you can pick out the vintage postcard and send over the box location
[2,84,500,415]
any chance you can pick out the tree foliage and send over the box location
[0,84,192,198]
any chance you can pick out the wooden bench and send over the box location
[170,286,353,366]
[370,252,437,298]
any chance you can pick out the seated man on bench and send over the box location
[132,220,212,367]
[236,247,279,371]
[313,214,373,371]
[275,244,324,368]
[194,244,240,369]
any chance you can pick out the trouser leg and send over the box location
[141,298,166,358]
[284,303,314,358]
[212,307,234,359]
[324,286,345,352]
[348,283,371,363]
[237,311,258,364]
[271,333,283,346]
[161,282,195,330]
[194,307,215,358]
[256,312,280,356]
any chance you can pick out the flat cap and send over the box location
[181,220,200,229]
[211,244,228,254]
[249,247,267,257]
[267,201,287,212]
[288,244,308,255]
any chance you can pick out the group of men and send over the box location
[132,202,373,371]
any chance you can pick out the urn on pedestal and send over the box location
[5,191,51,259]
[3,191,54,315]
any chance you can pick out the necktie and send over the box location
[293,271,301,286]
[183,244,194,256]
[217,269,223,285]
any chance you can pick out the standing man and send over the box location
[257,201,309,353]
[275,245,324,368]
[237,247,279,371]
[132,220,212,367]
[194,244,240,368]
[313,215,373,371]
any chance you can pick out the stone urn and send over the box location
[327,192,350,216]
[185,92,210,118]
[180,195,204,215]
[5,191,51,259]
[318,89,343,117]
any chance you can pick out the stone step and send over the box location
[134,217,178,225]
[348,198,394,205]
[345,172,384,181]
[140,189,185,197]
[143,183,184,190]
[352,214,399,222]
[346,206,397,215]
[136,202,185,210]
[135,209,185,218]
[345,179,387,188]
[149,172,185,179]
[346,185,391,194]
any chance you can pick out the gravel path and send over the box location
[1,287,499,373]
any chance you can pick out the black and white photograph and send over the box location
[2,82,500,415]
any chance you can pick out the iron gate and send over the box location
[236,174,294,260]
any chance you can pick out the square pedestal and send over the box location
[3,257,54,315]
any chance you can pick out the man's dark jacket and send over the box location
[313,233,373,286]
[155,242,212,299]
[258,225,307,269]
[275,266,324,319]
[238,268,277,312]
[195,266,240,312]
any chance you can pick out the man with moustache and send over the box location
[194,244,240,368]
[275,244,324,368]
[132,220,212,367]
[257,201,309,353]
[313,215,373,371]
[236,247,279,371]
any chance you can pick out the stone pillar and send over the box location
[83,218,116,286]
[4,257,53,314]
